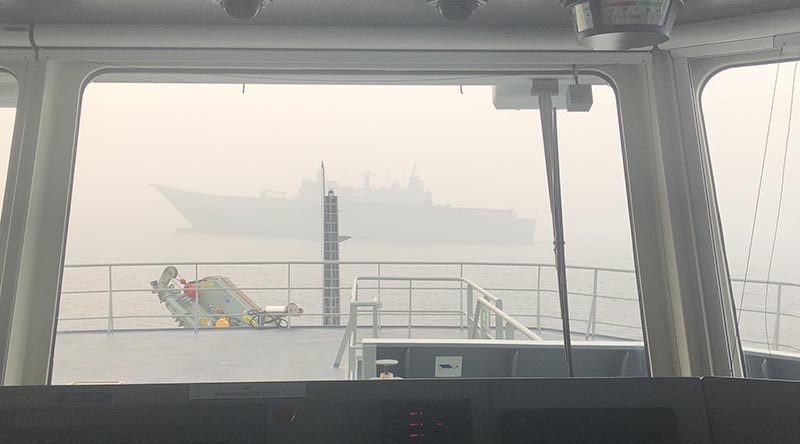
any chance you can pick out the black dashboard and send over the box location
[0,377,794,444]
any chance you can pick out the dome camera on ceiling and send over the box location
[427,0,488,21]
[218,0,272,20]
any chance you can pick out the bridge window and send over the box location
[703,60,800,378]
[53,75,641,384]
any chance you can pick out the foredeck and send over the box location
[52,326,800,384]
[52,327,477,384]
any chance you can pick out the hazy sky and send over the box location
[0,65,797,280]
[57,80,633,267]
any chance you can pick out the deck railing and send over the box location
[57,260,800,352]
[333,276,543,379]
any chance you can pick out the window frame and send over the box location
[694,51,800,377]
[0,50,661,384]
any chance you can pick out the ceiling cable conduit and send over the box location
[4,24,581,51]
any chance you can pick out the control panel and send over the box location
[381,400,472,444]
[0,377,786,444]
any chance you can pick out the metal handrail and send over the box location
[469,297,543,341]
[335,276,480,375]
[58,260,800,352]
[333,275,541,379]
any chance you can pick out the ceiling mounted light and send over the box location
[427,0,488,22]
[218,0,272,20]
[561,0,683,50]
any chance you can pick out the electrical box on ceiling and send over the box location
[493,84,593,112]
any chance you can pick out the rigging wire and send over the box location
[762,60,798,354]
[736,49,784,326]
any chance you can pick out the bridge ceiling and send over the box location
[1,0,798,27]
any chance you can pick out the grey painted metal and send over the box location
[360,338,649,379]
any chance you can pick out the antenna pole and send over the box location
[533,79,575,378]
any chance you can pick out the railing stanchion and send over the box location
[467,285,474,329]
[408,280,413,339]
[468,300,478,339]
[372,304,379,339]
[377,264,382,333]
[107,266,114,335]
[333,302,353,368]
[495,299,504,340]
[194,264,199,334]
[348,303,358,379]
[774,284,783,351]
[586,269,599,340]
[536,266,542,334]
[353,282,359,344]
[287,264,292,330]
[459,264,464,330]
[504,300,514,340]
